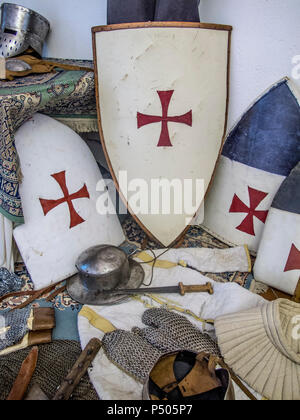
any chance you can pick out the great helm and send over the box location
[0,3,50,58]
[67,245,145,305]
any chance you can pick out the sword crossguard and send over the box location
[178,282,214,296]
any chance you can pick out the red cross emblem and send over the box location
[137,90,192,147]
[284,244,300,272]
[229,186,269,236]
[39,171,90,229]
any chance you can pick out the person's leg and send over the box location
[154,0,200,22]
[107,0,156,24]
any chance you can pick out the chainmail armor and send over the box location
[0,340,99,400]
[102,308,221,384]
[0,268,24,297]
[102,329,162,383]
[0,307,31,351]
[134,308,221,357]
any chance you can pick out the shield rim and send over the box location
[92,22,232,247]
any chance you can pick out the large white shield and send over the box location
[93,22,231,247]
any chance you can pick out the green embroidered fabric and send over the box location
[0,60,97,222]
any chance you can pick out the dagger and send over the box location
[103,282,214,296]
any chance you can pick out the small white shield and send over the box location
[254,163,300,295]
[93,22,232,247]
[13,114,125,289]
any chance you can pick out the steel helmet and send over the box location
[0,3,50,58]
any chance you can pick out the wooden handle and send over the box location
[52,338,102,400]
[179,282,214,296]
[293,277,300,303]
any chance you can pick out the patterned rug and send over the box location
[0,61,96,223]
[0,216,257,342]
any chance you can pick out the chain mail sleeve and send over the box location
[0,268,24,297]
[0,307,31,351]
[99,308,221,386]
[102,329,162,384]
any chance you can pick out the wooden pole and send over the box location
[293,277,300,303]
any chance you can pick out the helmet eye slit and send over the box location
[3,28,17,36]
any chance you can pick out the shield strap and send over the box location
[79,306,116,333]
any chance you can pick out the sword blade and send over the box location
[103,285,180,295]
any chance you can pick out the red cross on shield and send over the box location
[39,171,90,229]
[229,187,269,236]
[137,90,193,147]
[284,244,300,272]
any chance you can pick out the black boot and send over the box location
[154,0,200,22]
[107,0,156,24]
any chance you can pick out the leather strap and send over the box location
[28,330,52,346]
[293,277,300,303]
[0,290,36,304]
[79,306,116,333]
[46,285,67,302]
[2,280,64,310]
[218,359,257,401]
[0,330,52,357]
[31,308,56,331]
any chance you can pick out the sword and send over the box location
[103,282,214,296]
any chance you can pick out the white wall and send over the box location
[1,0,299,132]
[200,0,300,131]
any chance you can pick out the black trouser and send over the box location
[107,0,200,24]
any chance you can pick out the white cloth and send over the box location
[0,58,5,79]
[0,215,14,272]
[146,245,251,273]
[78,246,265,400]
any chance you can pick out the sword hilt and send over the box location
[178,282,214,296]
